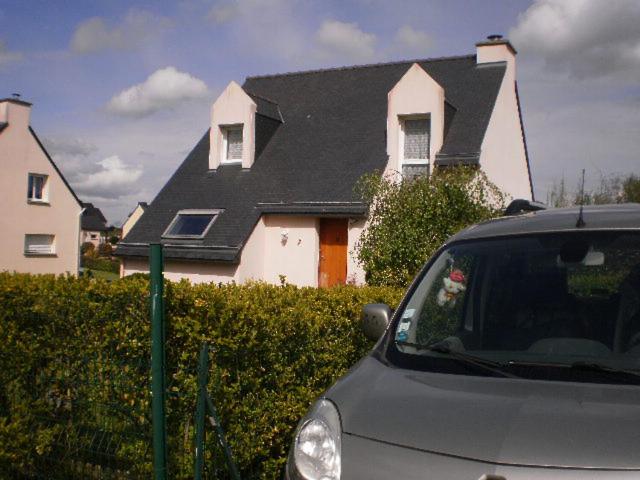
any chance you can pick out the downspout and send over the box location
[77,207,85,276]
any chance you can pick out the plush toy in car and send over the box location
[437,269,466,307]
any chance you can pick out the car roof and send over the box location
[448,203,640,243]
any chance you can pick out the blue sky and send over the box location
[2,0,639,224]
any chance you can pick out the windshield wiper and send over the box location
[395,341,520,379]
[505,360,640,382]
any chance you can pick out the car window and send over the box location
[390,232,640,382]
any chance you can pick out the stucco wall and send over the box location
[385,63,445,175]
[477,44,532,200]
[122,214,367,286]
[0,100,81,274]
[209,81,257,170]
[347,218,366,284]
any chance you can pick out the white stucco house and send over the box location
[117,35,534,287]
[0,97,83,275]
[81,202,109,248]
[121,202,148,239]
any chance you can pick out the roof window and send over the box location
[163,210,220,238]
[221,125,243,164]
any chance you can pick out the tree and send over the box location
[355,167,505,288]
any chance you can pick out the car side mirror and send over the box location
[362,303,392,341]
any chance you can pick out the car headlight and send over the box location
[293,398,341,480]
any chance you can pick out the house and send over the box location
[81,202,109,248]
[121,202,148,238]
[117,35,533,286]
[0,96,83,275]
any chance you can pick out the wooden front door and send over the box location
[318,218,348,288]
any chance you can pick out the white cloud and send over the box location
[70,9,172,54]
[106,67,209,117]
[315,20,377,62]
[0,40,22,66]
[73,155,143,199]
[510,0,640,79]
[392,26,433,56]
[44,136,97,157]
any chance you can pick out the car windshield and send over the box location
[388,231,640,383]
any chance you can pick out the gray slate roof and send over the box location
[117,54,507,262]
[81,202,109,231]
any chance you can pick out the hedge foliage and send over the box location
[81,256,121,273]
[0,272,402,479]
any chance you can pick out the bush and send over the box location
[98,242,113,256]
[80,242,95,256]
[81,256,120,273]
[355,167,505,287]
[0,273,402,479]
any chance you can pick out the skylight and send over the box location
[163,210,220,238]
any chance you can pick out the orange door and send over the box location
[318,218,348,288]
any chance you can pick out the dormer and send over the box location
[209,82,283,170]
[209,81,257,170]
[386,63,445,178]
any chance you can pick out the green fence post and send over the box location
[150,243,167,480]
[194,343,208,480]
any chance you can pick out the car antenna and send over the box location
[576,169,586,228]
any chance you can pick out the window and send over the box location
[401,118,430,162]
[163,210,220,238]
[24,234,55,255]
[222,126,243,163]
[28,173,48,202]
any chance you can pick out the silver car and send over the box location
[286,203,640,479]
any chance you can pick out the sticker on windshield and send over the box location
[402,309,415,319]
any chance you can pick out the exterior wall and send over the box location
[477,44,532,200]
[0,100,82,274]
[209,81,257,170]
[81,229,104,248]
[121,215,368,286]
[347,218,366,285]
[385,63,445,175]
[261,215,319,286]
[122,205,145,238]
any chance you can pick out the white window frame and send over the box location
[220,125,243,164]
[162,209,221,239]
[399,115,431,170]
[24,234,56,256]
[27,173,49,203]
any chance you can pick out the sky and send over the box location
[1,0,639,225]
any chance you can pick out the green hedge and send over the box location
[0,273,402,478]
[81,255,121,273]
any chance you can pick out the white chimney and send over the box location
[476,34,517,78]
[0,95,32,129]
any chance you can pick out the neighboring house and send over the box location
[121,202,148,238]
[117,35,533,287]
[81,203,109,248]
[0,97,83,275]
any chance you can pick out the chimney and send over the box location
[476,34,517,77]
[0,94,32,129]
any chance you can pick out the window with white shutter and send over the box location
[402,118,430,161]
[222,126,243,163]
[24,234,55,255]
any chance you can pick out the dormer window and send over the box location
[28,173,49,203]
[221,125,243,164]
[399,116,431,179]
[163,209,220,238]
[402,117,430,162]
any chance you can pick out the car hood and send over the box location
[327,356,640,469]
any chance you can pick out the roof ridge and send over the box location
[245,54,476,80]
